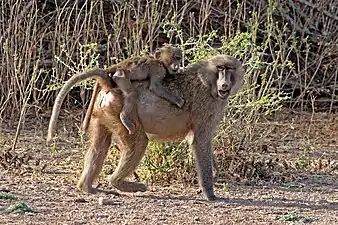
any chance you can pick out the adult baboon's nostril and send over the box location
[222,83,229,90]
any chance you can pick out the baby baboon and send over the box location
[48,54,244,201]
[83,45,184,135]
[48,45,183,144]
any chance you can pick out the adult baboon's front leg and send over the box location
[107,128,148,192]
[212,156,219,183]
[77,118,112,194]
[192,130,216,201]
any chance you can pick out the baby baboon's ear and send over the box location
[154,48,162,59]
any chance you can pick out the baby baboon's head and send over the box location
[154,45,183,75]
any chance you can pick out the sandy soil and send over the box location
[0,111,337,225]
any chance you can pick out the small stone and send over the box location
[98,197,120,205]
[194,216,200,221]
[74,198,87,203]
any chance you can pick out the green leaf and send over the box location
[0,193,17,200]
[4,202,39,214]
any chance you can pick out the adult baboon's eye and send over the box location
[225,64,235,70]
[175,56,181,61]
[217,66,225,71]
[220,65,235,71]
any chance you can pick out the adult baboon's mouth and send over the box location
[218,90,230,99]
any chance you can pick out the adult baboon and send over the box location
[49,54,244,201]
[82,45,184,135]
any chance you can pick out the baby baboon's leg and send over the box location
[107,128,148,192]
[149,70,185,108]
[113,70,137,134]
[77,118,112,194]
[191,129,216,201]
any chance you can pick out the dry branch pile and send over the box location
[215,146,338,185]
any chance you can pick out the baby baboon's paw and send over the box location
[126,124,135,135]
[211,89,218,99]
[176,96,185,108]
[120,113,135,135]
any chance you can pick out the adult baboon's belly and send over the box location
[136,90,191,140]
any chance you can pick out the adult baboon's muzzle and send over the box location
[217,69,232,99]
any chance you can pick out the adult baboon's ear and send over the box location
[154,48,162,59]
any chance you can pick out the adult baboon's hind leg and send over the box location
[112,143,141,181]
[77,118,112,194]
[107,127,148,192]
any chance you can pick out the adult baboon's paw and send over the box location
[77,183,98,194]
[196,189,218,201]
[110,180,147,193]
[205,194,217,201]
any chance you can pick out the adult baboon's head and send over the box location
[198,54,244,99]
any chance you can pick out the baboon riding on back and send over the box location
[47,53,244,201]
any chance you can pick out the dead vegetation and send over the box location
[0,1,337,222]
[214,146,337,186]
[0,0,337,123]
[0,149,46,175]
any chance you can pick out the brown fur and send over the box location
[46,69,115,146]
[82,45,184,135]
[73,54,244,201]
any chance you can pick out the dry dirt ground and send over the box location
[0,111,337,225]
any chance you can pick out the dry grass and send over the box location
[1,0,337,122]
